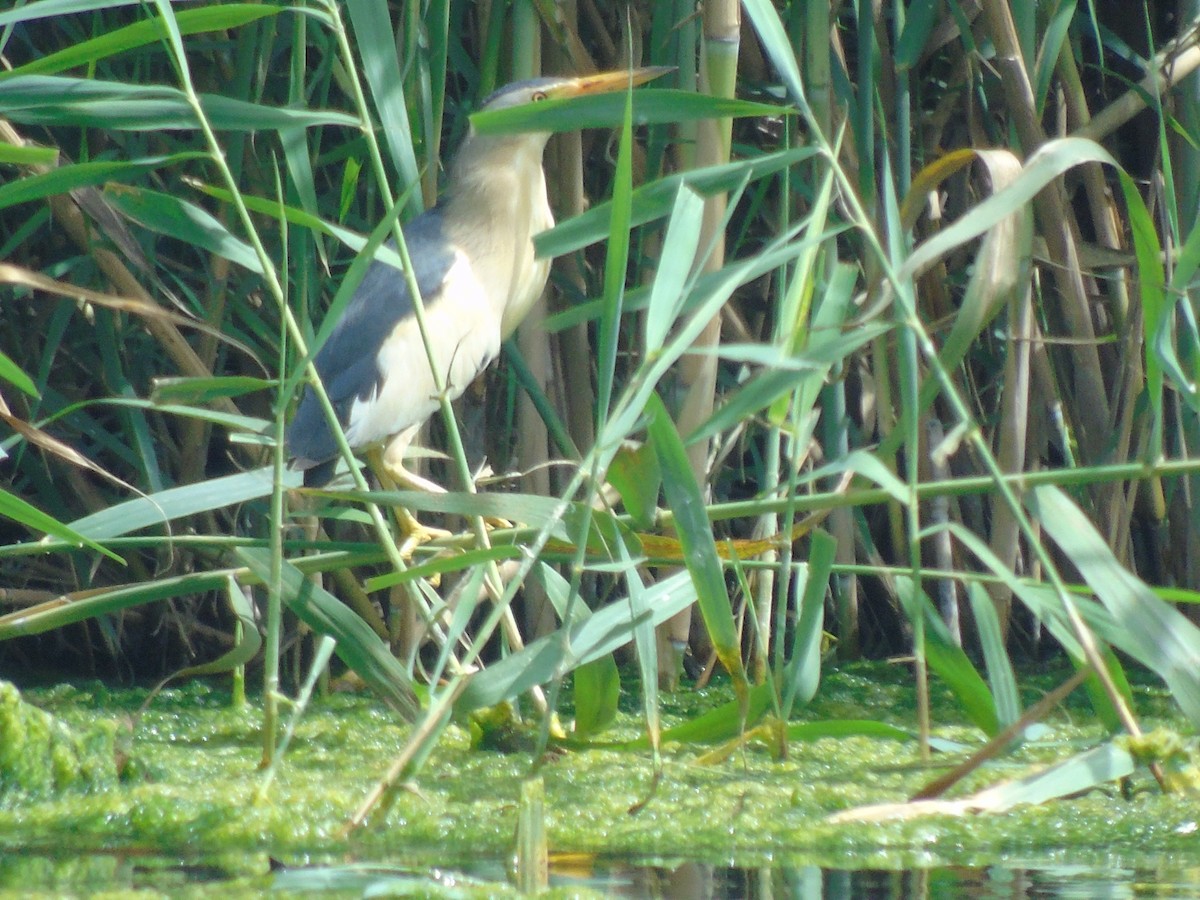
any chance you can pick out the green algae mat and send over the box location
[3,664,1199,896]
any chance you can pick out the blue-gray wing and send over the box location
[285,209,455,483]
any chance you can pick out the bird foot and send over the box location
[397,520,453,559]
[483,515,512,531]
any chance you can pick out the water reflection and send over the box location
[557,859,1200,898]
[6,853,1200,897]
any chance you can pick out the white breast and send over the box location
[343,251,503,450]
[343,135,553,453]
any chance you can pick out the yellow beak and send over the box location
[544,67,674,99]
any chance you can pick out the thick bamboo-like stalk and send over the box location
[819,0,858,662]
[652,0,700,688]
[656,0,740,687]
[926,419,960,645]
[1056,42,1161,567]
[978,1,1111,462]
[1173,14,1200,230]
[515,1,556,639]
[1075,31,1200,144]
[1171,8,1200,614]
[451,0,553,692]
[531,0,597,71]
[1056,51,1131,327]
[548,129,596,453]
[543,0,599,455]
[1105,296,1147,562]
[749,0,816,685]
[986,274,1034,636]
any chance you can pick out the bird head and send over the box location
[478,67,674,114]
[449,66,672,205]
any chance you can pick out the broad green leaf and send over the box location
[104,185,262,274]
[0,349,38,397]
[1117,168,1179,445]
[5,5,289,77]
[364,544,523,594]
[67,466,298,542]
[0,155,203,211]
[550,219,845,336]
[1168,195,1200,298]
[102,398,268,437]
[644,185,705,351]
[647,392,748,701]
[455,569,696,712]
[537,148,818,260]
[1033,0,1078,114]
[0,0,151,26]
[566,572,697,666]
[970,742,1134,812]
[1162,198,1200,408]
[326,488,572,542]
[966,582,1021,730]
[782,529,836,715]
[0,74,359,131]
[0,571,228,639]
[471,89,788,137]
[595,81,635,424]
[774,149,837,367]
[895,0,940,70]
[929,151,1032,393]
[888,149,1033,449]
[619,537,660,754]
[606,441,660,531]
[1028,485,1200,727]
[428,566,486,686]
[526,562,578,625]
[0,488,122,563]
[811,449,911,505]
[0,141,58,166]
[162,575,262,679]
[945,521,1130,732]
[238,548,419,719]
[738,0,808,112]
[191,178,381,255]
[571,656,620,740]
[150,376,275,405]
[689,323,887,448]
[281,122,325,250]
[897,575,999,736]
[656,680,775,745]
[651,701,922,752]
[900,138,1117,283]
[344,0,422,218]
[593,229,828,468]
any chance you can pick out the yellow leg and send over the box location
[396,505,452,557]
[383,458,511,531]
[367,444,451,558]
[369,434,514,554]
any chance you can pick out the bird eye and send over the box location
[531,90,547,102]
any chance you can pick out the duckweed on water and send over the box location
[2,664,1198,873]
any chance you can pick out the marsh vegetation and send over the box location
[2,0,1200,882]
